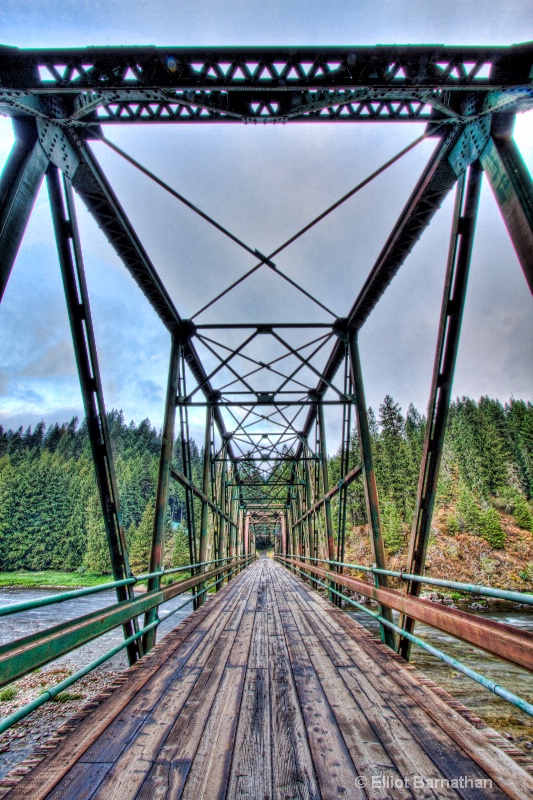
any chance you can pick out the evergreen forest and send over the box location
[0,396,532,581]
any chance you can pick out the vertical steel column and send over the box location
[281,513,287,555]
[244,511,250,556]
[317,403,335,563]
[313,427,321,561]
[303,443,314,559]
[197,404,212,606]
[216,453,227,590]
[289,460,301,558]
[295,474,304,557]
[0,119,48,302]
[143,333,180,651]
[228,490,235,561]
[398,163,483,659]
[46,166,140,664]
[337,353,352,573]
[348,333,395,648]
[237,507,244,556]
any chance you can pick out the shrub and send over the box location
[479,508,506,549]
[380,500,405,554]
[446,514,460,535]
[0,686,17,702]
[513,494,533,532]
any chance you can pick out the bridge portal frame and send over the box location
[0,43,532,661]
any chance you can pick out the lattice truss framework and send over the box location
[1,43,532,655]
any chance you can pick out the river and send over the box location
[0,586,196,671]
[346,602,533,751]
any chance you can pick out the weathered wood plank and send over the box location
[44,763,111,800]
[290,569,529,800]
[278,573,422,799]
[278,567,462,800]
[269,565,364,800]
[265,572,320,800]
[180,566,261,800]
[3,567,254,800]
[226,565,273,800]
[3,560,531,800]
[95,569,256,800]
[82,566,256,769]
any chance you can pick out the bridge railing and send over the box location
[276,555,533,718]
[0,554,255,734]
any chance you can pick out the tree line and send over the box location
[328,395,533,553]
[0,411,201,574]
[0,396,531,574]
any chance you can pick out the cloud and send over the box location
[0,7,532,455]
[21,340,77,378]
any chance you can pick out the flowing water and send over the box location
[0,586,196,671]
[346,602,533,751]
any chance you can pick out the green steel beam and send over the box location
[398,162,483,660]
[480,129,533,292]
[143,333,181,651]
[348,333,395,648]
[47,165,140,665]
[0,118,48,301]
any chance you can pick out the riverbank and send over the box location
[0,585,198,781]
[0,663,121,780]
[0,571,112,589]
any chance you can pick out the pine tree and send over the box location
[129,499,155,572]
[172,523,190,567]
[377,395,411,518]
[380,499,405,554]
[83,493,112,574]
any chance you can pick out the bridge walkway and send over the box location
[1,559,532,800]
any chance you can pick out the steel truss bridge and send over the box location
[0,43,532,799]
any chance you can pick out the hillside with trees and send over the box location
[0,396,532,589]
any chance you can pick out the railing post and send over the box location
[348,331,396,649]
[46,166,140,664]
[398,162,483,659]
[143,333,181,651]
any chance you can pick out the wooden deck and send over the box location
[1,558,532,800]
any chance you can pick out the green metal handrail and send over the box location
[0,555,244,618]
[0,556,255,688]
[282,553,533,605]
[285,562,533,718]
[0,566,242,736]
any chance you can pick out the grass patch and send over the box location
[0,686,18,702]
[0,571,113,589]
[50,692,85,703]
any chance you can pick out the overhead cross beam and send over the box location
[1,44,532,124]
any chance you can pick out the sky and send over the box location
[0,1,532,452]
